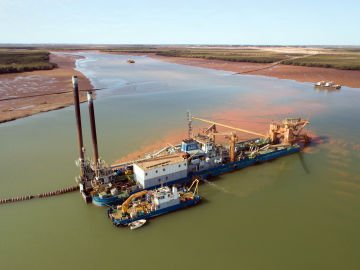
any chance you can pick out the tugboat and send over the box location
[108,179,200,226]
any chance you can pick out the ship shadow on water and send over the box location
[296,135,329,174]
[297,152,310,174]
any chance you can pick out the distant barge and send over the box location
[71,76,311,208]
[314,81,341,89]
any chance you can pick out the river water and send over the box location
[1,52,359,270]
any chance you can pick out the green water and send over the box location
[1,53,359,270]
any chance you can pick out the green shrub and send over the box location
[0,50,57,74]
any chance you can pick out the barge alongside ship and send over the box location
[71,76,311,207]
[108,180,200,226]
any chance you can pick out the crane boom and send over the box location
[294,120,310,136]
[192,116,266,138]
[120,190,148,213]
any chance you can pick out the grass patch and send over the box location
[1,45,359,71]
[282,53,360,70]
[102,47,293,63]
[102,46,360,70]
[0,50,57,74]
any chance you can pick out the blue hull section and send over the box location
[109,195,200,226]
[193,146,301,180]
[92,195,126,207]
[96,146,301,206]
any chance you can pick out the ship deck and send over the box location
[135,153,186,171]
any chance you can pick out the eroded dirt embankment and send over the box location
[0,53,92,123]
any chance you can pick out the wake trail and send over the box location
[203,179,237,196]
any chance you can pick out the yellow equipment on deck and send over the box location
[179,179,199,200]
[188,179,199,195]
[119,190,148,213]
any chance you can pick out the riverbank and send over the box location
[0,53,92,123]
[2,50,359,125]
[114,52,360,88]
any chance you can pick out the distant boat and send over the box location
[315,81,341,89]
[127,59,135,64]
[128,219,146,230]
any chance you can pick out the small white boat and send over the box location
[128,219,146,230]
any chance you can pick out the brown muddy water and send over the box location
[0,52,359,270]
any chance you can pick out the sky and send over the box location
[0,0,359,45]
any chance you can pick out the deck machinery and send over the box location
[191,115,310,162]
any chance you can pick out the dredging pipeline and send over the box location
[0,185,79,205]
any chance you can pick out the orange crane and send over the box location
[192,116,310,162]
[192,116,267,138]
[192,116,265,162]
[269,118,310,144]
[193,116,310,145]
[205,131,237,162]
[119,190,148,214]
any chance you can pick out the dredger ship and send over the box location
[71,76,311,207]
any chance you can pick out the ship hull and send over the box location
[96,145,301,206]
[108,195,200,226]
[314,85,341,90]
[193,145,301,180]
[92,195,127,207]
